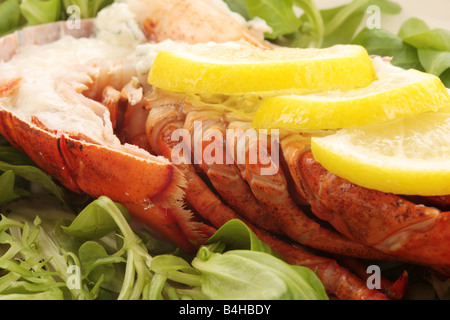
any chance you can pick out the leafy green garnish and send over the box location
[397,17,430,39]
[206,218,276,254]
[0,137,66,204]
[352,27,424,71]
[352,17,450,86]
[403,28,450,52]
[245,0,302,40]
[62,0,112,19]
[224,0,324,47]
[0,171,22,204]
[78,241,124,285]
[148,218,328,300]
[0,0,21,36]
[0,161,66,203]
[191,247,327,300]
[20,0,61,26]
[61,199,130,239]
[418,49,450,87]
[0,202,93,300]
[320,0,400,47]
[323,0,396,32]
[0,191,328,300]
[224,0,400,49]
[0,0,113,36]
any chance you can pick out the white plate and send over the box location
[318,0,450,33]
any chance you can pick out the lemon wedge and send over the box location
[148,43,376,94]
[311,111,450,196]
[252,57,450,130]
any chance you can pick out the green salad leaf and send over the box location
[0,201,91,300]
[0,0,21,36]
[78,241,124,284]
[0,137,66,204]
[319,3,365,48]
[418,49,450,79]
[206,218,276,254]
[352,17,450,86]
[224,0,401,49]
[223,0,250,20]
[149,219,328,300]
[0,171,22,205]
[352,27,424,70]
[192,246,328,300]
[402,28,450,52]
[195,219,328,300]
[0,0,113,36]
[61,0,112,19]
[0,186,328,300]
[20,0,61,26]
[320,0,400,47]
[245,0,301,40]
[224,0,324,47]
[0,161,66,203]
[61,199,130,239]
[397,17,430,39]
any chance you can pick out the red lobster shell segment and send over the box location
[0,84,208,254]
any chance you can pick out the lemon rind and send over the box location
[311,137,450,196]
[148,45,376,94]
[252,71,449,130]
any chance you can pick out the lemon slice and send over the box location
[252,57,450,130]
[311,111,450,196]
[148,43,376,94]
[440,102,450,113]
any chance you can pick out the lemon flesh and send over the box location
[440,103,450,113]
[148,43,376,94]
[252,57,450,130]
[311,112,450,196]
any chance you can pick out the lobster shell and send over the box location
[0,21,203,254]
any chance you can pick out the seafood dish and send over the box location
[0,0,449,300]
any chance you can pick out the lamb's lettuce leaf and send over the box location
[20,0,61,26]
[0,0,21,36]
